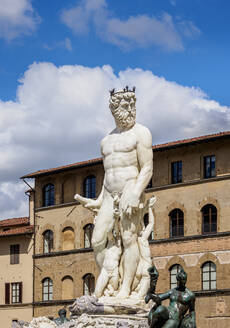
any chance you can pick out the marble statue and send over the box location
[145,267,196,328]
[74,86,154,299]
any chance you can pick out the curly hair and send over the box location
[109,91,136,112]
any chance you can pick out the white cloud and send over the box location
[43,38,73,52]
[0,0,40,41]
[60,0,200,51]
[0,62,230,219]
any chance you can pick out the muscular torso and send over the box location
[101,125,139,193]
[168,288,193,320]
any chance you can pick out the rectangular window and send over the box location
[204,155,216,179]
[5,282,22,304]
[171,161,182,184]
[10,244,20,264]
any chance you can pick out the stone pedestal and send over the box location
[71,313,148,328]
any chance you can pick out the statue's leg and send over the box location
[94,267,109,297]
[117,215,140,298]
[149,305,169,328]
[91,194,114,269]
[162,319,179,328]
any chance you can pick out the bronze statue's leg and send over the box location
[162,319,179,328]
[149,305,169,328]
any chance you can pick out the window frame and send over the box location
[204,155,216,179]
[83,273,95,295]
[202,261,216,291]
[169,209,184,238]
[42,278,53,301]
[5,282,22,304]
[43,183,55,207]
[171,161,182,184]
[83,175,96,199]
[84,224,94,248]
[10,244,20,265]
[43,230,54,254]
[201,204,217,235]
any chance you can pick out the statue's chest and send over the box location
[102,133,137,156]
[171,290,190,304]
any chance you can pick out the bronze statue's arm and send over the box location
[145,291,171,305]
[189,295,196,326]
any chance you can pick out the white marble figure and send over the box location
[131,196,156,299]
[74,87,154,299]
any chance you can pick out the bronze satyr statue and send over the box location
[145,266,196,328]
[53,308,70,325]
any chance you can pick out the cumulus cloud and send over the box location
[0,0,40,41]
[0,62,230,219]
[60,0,200,51]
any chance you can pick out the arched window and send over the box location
[42,278,53,301]
[170,264,183,289]
[43,230,53,253]
[169,209,184,237]
[143,214,154,241]
[83,273,95,295]
[202,261,216,290]
[43,184,55,207]
[84,224,94,248]
[201,204,217,234]
[62,276,74,300]
[83,175,96,199]
[62,227,75,251]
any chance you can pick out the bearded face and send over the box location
[110,92,136,130]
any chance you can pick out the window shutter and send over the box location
[10,245,14,264]
[5,283,10,304]
[16,245,20,264]
[19,282,22,303]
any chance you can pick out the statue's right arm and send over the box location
[74,178,105,209]
[158,290,171,301]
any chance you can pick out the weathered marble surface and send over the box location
[20,314,148,328]
[69,295,149,316]
[74,87,155,300]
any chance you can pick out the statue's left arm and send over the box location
[127,125,153,210]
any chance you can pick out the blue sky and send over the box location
[1,0,230,104]
[1,0,230,218]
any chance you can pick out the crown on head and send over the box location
[109,86,136,97]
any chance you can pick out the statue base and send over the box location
[71,313,148,328]
[69,295,150,316]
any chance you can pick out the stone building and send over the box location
[21,130,230,327]
[0,217,34,327]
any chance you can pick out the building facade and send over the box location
[0,217,34,327]
[21,131,230,327]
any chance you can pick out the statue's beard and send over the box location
[112,108,136,130]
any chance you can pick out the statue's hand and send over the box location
[121,191,140,217]
[145,294,151,304]
[74,194,100,211]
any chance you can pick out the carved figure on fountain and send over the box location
[74,87,155,300]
